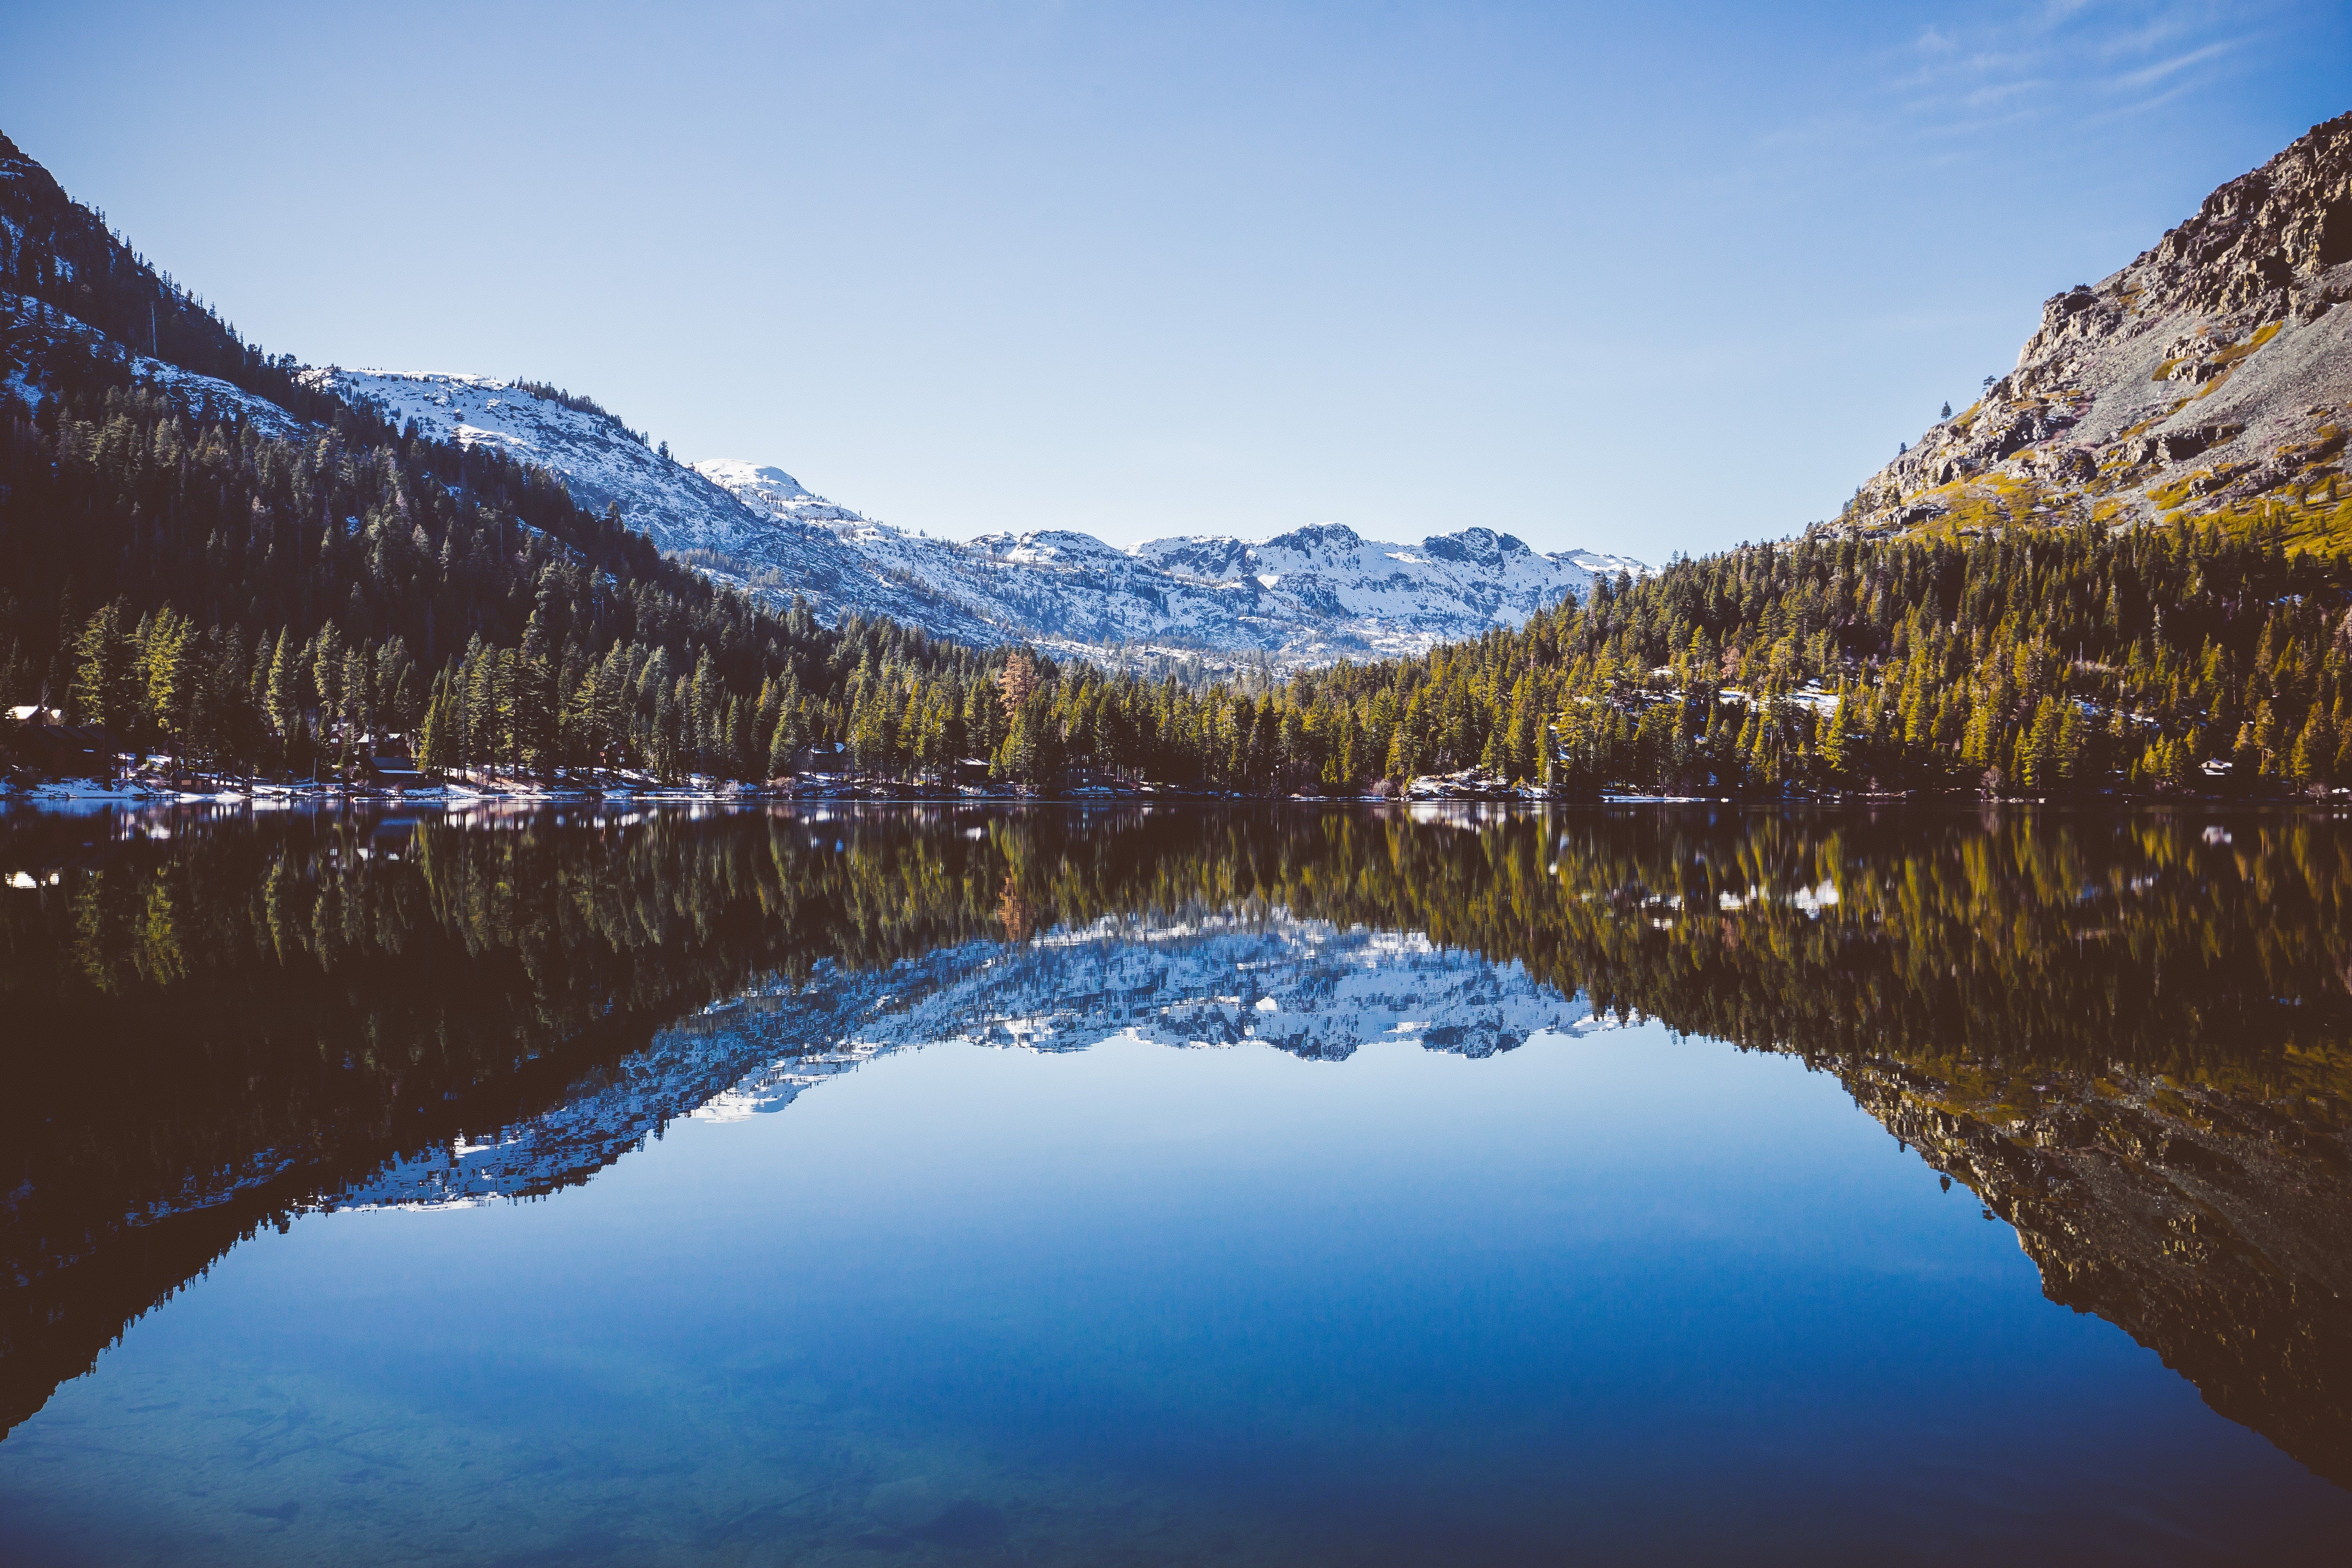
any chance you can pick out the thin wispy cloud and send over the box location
[1964,78,2050,110]
[2089,8,2210,60]
[2083,71,2235,127]
[1847,0,2282,155]
[2112,38,2237,90]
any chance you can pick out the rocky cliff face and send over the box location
[1844,111,2352,544]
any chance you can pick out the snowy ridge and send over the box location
[2,291,307,439]
[704,456,1649,667]
[301,369,768,552]
[330,913,1614,1211]
[297,368,999,641]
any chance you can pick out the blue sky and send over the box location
[5,2,2346,560]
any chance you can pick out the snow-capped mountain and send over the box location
[285,368,1644,667]
[332,912,1613,1211]
[701,458,1646,665]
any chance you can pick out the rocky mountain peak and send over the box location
[1421,527,1529,567]
[1256,521,1366,556]
[1842,111,2352,544]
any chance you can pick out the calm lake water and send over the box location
[3,802,2350,1564]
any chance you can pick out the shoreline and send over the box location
[6,772,2349,814]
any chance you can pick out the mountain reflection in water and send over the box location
[3,800,2350,1507]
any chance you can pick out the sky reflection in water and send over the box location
[2,803,2349,1564]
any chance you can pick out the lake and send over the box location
[2,802,2349,1564]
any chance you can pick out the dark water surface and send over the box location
[3,803,2350,1564]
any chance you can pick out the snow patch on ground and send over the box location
[2,292,308,438]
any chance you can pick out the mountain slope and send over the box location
[1845,111,2352,546]
[2,290,307,440]
[299,368,1001,642]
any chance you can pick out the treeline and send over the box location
[979,517,2352,797]
[1236,518,2352,797]
[513,379,647,445]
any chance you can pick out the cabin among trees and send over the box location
[3,705,116,778]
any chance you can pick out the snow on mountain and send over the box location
[303,369,744,542]
[1134,521,1646,659]
[3,291,307,439]
[689,458,865,527]
[330,912,1616,1211]
[297,369,999,640]
[699,456,1649,667]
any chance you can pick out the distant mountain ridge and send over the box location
[291,368,1646,668]
[698,454,1647,666]
[1845,110,2352,545]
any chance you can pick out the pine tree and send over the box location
[310,622,346,750]
[70,601,138,735]
[266,629,299,744]
[416,678,451,778]
[512,615,557,774]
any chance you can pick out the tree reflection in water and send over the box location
[3,801,2349,1482]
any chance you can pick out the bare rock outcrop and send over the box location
[1841,112,2352,541]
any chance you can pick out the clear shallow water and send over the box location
[3,804,2350,1563]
